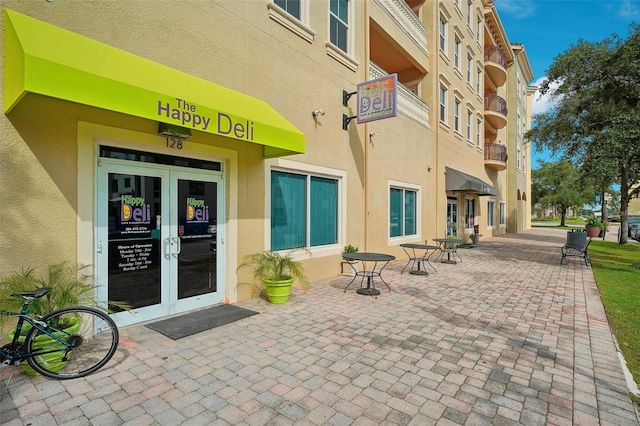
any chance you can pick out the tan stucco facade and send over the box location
[1,0,533,326]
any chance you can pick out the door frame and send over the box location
[95,156,225,327]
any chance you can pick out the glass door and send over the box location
[170,170,224,313]
[97,162,224,327]
[446,197,458,236]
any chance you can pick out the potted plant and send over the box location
[341,245,359,276]
[469,233,482,246]
[237,250,310,304]
[585,216,602,238]
[0,262,121,375]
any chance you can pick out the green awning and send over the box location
[3,9,305,158]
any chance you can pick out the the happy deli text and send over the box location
[157,98,255,141]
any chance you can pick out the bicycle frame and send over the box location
[0,300,72,368]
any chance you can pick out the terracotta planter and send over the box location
[585,225,601,238]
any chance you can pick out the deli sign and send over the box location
[356,74,397,124]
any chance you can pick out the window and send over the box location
[476,117,482,147]
[499,202,506,225]
[466,109,473,140]
[268,0,315,43]
[330,0,349,53]
[517,113,521,134]
[439,16,447,52]
[454,98,461,132]
[517,144,522,170]
[271,170,338,250]
[466,53,472,83]
[439,85,447,123]
[274,0,300,19]
[454,37,461,69]
[465,198,476,230]
[466,0,472,26]
[487,201,495,227]
[476,67,482,93]
[390,187,417,237]
[476,15,481,42]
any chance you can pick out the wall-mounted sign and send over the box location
[356,74,397,124]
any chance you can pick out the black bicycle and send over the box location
[0,287,118,382]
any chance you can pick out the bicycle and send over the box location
[0,287,119,390]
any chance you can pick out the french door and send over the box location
[96,161,224,327]
[446,197,458,236]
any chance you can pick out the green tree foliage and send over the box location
[532,161,593,226]
[527,25,640,243]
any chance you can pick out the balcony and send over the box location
[484,143,508,171]
[370,62,430,128]
[373,0,428,56]
[484,93,507,129]
[484,45,507,87]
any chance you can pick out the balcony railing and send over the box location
[374,0,428,55]
[370,62,430,128]
[484,45,507,68]
[484,94,508,116]
[484,143,508,163]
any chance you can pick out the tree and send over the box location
[532,161,593,226]
[527,25,640,243]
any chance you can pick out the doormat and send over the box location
[145,304,259,340]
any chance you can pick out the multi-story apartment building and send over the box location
[0,0,532,326]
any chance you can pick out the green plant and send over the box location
[343,245,359,254]
[0,262,128,328]
[238,250,310,290]
[585,216,602,228]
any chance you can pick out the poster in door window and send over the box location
[177,179,217,299]
[107,173,161,310]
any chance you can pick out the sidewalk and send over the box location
[2,228,639,425]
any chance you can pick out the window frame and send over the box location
[329,0,349,53]
[465,198,476,231]
[268,0,316,43]
[389,180,421,242]
[267,160,346,257]
[439,15,448,53]
[499,202,506,226]
[326,0,358,71]
[454,36,461,69]
[454,97,461,133]
[487,200,495,228]
[439,84,448,124]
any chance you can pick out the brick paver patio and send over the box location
[1,228,638,425]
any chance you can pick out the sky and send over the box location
[495,0,640,168]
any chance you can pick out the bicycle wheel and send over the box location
[24,306,118,379]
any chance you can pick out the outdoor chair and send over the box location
[560,238,592,267]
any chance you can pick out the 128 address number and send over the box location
[166,137,184,149]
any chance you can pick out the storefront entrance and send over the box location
[96,147,225,327]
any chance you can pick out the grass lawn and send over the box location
[589,240,640,405]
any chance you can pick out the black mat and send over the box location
[145,304,259,340]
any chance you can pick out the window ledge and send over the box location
[325,41,359,72]
[267,2,316,43]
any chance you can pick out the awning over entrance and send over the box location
[445,167,498,196]
[3,9,305,158]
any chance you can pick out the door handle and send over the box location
[172,236,181,256]
[163,238,171,258]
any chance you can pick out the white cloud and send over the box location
[530,76,560,116]
[617,0,640,19]
[494,0,537,19]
